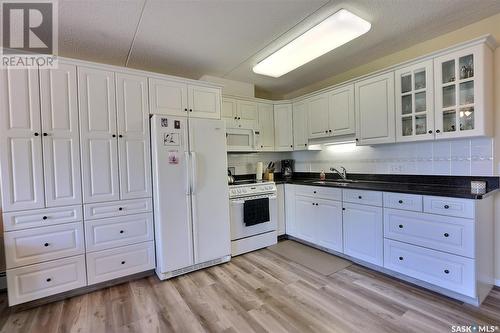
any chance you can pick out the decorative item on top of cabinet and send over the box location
[257,103,274,151]
[433,43,493,139]
[0,64,82,212]
[395,60,434,142]
[273,103,294,151]
[355,72,395,145]
[149,78,221,119]
[292,101,308,150]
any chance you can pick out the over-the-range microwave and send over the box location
[226,127,260,152]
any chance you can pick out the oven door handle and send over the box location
[230,195,277,204]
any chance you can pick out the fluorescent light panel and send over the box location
[253,9,371,78]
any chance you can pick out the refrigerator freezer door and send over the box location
[150,115,194,274]
[189,118,231,264]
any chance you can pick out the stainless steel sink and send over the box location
[311,180,355,186]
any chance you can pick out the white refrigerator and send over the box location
[151,115,231,280]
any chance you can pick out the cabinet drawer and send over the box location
[384,209,474,258]
[423,196,474,219]
[3,205,83,231]
[294,185,342,201]
[84,198,152,220]
[86,241,155,285]
[343,189,382,206]
[5,222,85,269]
[384,239,475,297]
[7,255,86,306]
[383,192,422,212]
[85,213,154,252]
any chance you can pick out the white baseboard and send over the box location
[495,279,500,287]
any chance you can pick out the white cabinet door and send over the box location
[237,100,258,123]
[294,195,315,243]
[221,97,237,127]
[277,184,286,236]
[328,84,355,136]
[78,67,120,203]
[40,64,82,207]
[315,198,343,252]
[292,101,308,150]
[148,78,187,116]
[188,85,221,119]
[116,73,152,200]
[343,202,383,265]
[307,94,329,138]
[395,60,434,142]
[355,72,395,145]
[257,103,274,151]
[274,104,293,151]
[0,68,44,212]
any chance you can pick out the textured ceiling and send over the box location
[48,0,500,97]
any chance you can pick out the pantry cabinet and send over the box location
[78,67,120,203]
[257,103,274,151]
[292,101,308,150]
[149,78,221,119]
[273,104,294,151]
[355,72,395,145]
[395,60,434,142]
[433,43,493,139]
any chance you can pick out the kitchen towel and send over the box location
[243,198,270,226]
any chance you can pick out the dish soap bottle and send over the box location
[319,169,326,180]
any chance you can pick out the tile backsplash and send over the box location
[227,138,494,176]
[292,138,494,176]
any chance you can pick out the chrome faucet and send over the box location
[330,166,347,180]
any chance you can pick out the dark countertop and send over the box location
[235,173,499,200]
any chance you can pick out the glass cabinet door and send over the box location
[395,60,434,142]
[435,48,479,138]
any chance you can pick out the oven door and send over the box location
[226,128,256,152]
[230,194,277,240]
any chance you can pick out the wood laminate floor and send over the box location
[1,248,499,333]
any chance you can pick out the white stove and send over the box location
[228,180,277,256]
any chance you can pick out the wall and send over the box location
[199,75,255,98]
[293,138,493,176]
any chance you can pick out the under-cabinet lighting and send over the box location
[253,9,371,78]
[325,141,357,153]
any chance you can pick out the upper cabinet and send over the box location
[433,43,493,139]
[292,101,308,150]
[328,84,355,136]
[257,103,274,151]
[274,104,294,151]
[149,78,221,119]
[307,93,329,139]
[355,72,395,145]
[221,97,258,129]
[395,60,434,142]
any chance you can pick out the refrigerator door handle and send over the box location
[191,151,198,195]
[185,152,191,195]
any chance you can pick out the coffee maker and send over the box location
[281,159,294,179]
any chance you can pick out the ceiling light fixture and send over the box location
[253,9,371,78]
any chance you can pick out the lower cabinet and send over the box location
[293,193,343,253]
[342,202,383,266]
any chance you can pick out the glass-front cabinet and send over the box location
[395,60,434,142]
[433,43,493,139]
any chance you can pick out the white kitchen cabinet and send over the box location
[0,68,45,212]
[257,103,274,151]
[343,202,383,265]
[307,93,329,139]
[355,72,395,145]
[40,64,82,207]
[222,97,258,129]
[434,43,493,139]
[274,104,293,151]
[395,60,434,142]
[148,78,187,116]
[277,184,286,236]
[116,73,152,200]
[292,101,308,150]
[328,84,355,136]
[149,78,221,119]
[294,195,316,243]
[78,67,120,203]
